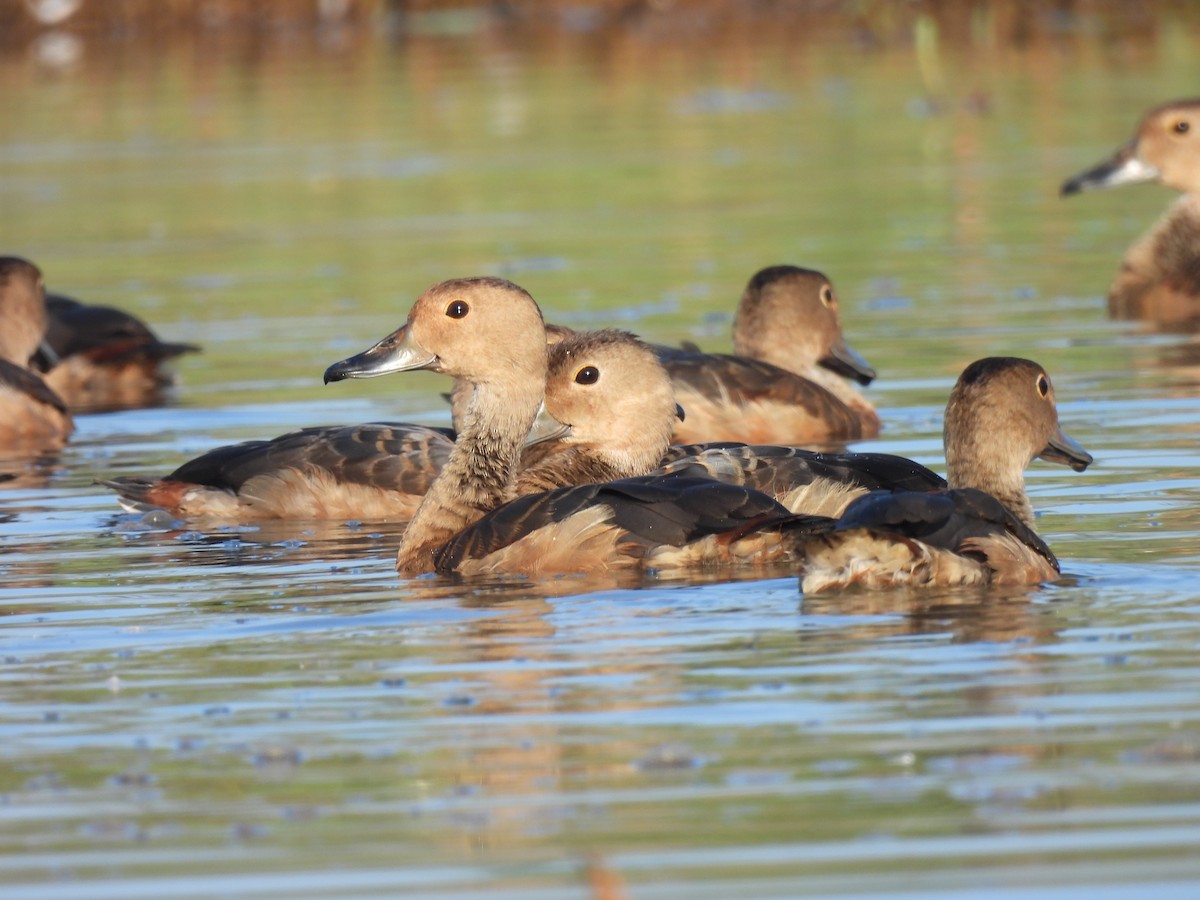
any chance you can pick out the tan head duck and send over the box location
[797,357,1092,592]
[658,265,879,445]
[103,327,677,523]
[1062,98,1200,325]
[515,328,680,494]
[0,257,73,452]
[325,276,549,574]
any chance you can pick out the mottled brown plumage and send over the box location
[0,257,73,452]
[660,265,879,444]
[1062,98,1200,326]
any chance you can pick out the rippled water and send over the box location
[3,4,1200,897]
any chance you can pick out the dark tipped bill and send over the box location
[1061,144,1161,196]
[324,324,438,384]
[819,338,876,386]
[1039,426,1093,473]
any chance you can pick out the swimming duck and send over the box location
[1061,98,1200,325]
[32,290,200,412]
[0,257,74,452]
[108,313,675,523]
[658,265,880,444]
[325,276,553,574]
[430,358,1089,584]
[796,357,1092,592]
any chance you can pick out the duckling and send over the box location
[797,357,1092,592]
[430,358,1089,584]
[0,257,73,452]
[1061,98,1200,325]
[658,265,879,444]
[105,327,677,522]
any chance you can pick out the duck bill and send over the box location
[1061,143,1161,196]
[324,324,438,383]
[1039,426,1093,473]
[819,338,876,386]
[524,402,571,446]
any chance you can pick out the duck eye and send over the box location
[574,365,600,385]
[820,286,834,306]
[1036,374,1050,398]
[1174,120,1190,135]
[445,300,469,319]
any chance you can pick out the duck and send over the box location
[429,358,1090,584]
[796,357,1093,592]
[106,319,676,522]
[657,265,880,445]
[1061,98,1200,325]
[0,257,74,453]
[324,276,554,574]
[32,289,200,413]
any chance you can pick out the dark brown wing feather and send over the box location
[434,475,794,573]
[833,487,1060,573]
[656,443,947,495]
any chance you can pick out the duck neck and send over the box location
[398,377,543,575]
[946,437,1034,530]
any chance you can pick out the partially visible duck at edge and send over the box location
[105,326,678,522]
[657,264,880,445]
[0,257,73,453]
[431,358,1090,586]
[32,288,200,413]
[796,357,1093,593]
[1061,98,1200,326]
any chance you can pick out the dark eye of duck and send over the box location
[445,300,469,319]
[1174,120,1190,135]
[1036,374,1050,398]
[574,365,600,385]
[820,286,834,306]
